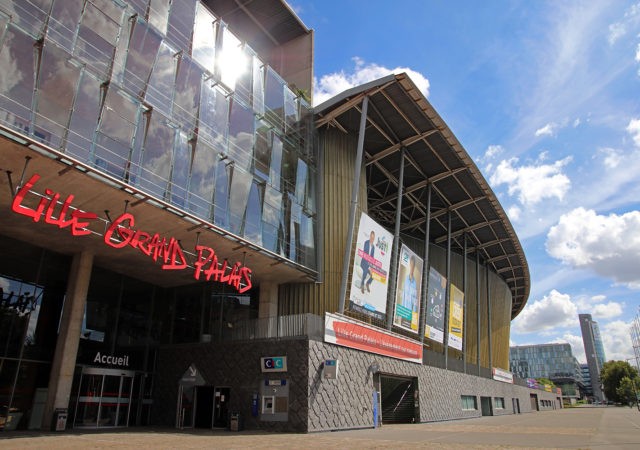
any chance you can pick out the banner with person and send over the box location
[393,244,423,333]
[348,213,393,322]
[424,267,446,343]
[448,283,464,350]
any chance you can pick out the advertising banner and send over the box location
[492,367,514,384]
[325,313,423,364]
[349,213,393,322]
[447,283,464,350]
[424,267,446,343]
[393,245,423,333]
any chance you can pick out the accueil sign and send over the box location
[10,173,252,293]
[93,352,130,368]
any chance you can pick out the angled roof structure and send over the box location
[314,73,530,318]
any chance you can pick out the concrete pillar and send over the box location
[42,251,93,430]
[258,282,279,319]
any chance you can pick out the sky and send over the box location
[289,0,640,365]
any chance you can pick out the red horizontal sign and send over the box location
[325,313,423,363]
[11,173,252,293]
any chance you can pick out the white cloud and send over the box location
[607,22,626,45]
[573,118,581,127]
[489,155,572,206]
[636,43,640,63]
[313,57,430,105]
[598,147,622,169]
[591,302,624,319]
[552,333,586,364]
[608,2,640,44]
[484,144,503,160]
[627,118,640,147]
[507,205,521,222]
[512,290,577,334]
[546,207,640,288]
[600,320,635,362]
[534,122,557,137]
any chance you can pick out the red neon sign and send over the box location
[11,174,252,293]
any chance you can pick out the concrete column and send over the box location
[259,282,279,319]
[42,250,93,430]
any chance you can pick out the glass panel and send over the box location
[284,86,298,132]
[294,158,308,206]
[35,41,82,148]
[244,181,262,246]
[173,54,201,129]
[146,41,177,113]
[74,0,124,79]
[137,111,175,200]
[117,375,132,426]
[188,139,217,220]
[66,70,102,161]
[289,197,301,262]
[75,373,102,427]
[300,212,315,267]
[227,99,254,171]
[252,55,265,116]
[192,3,217,72]
[147,0,170,35]
[48,0,83,52]
[127,0,149,17]
[253,122,271,181]
[99,375,120,426]
[264,66,284,129]
[94,88,140,179]
[198,79,228,148]
[170,130,192,208]
[3,0,50,38]
[228,168,252,235]
[261,185,282,252]
[269,133,283,188]
[213,162,230,228]
[166,0,196,53]
[123,19,162,98]
[218,26,248,92]
[281,142,297,194]
[0,25,36,129]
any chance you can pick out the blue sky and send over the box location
[290,0,640,364]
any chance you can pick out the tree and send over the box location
[616,377,639,406]
[535,377,555,388]
[600,360,639,403]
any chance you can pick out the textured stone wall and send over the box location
[308,340,561,432]
[153,339,310,432]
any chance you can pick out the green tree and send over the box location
[600,360,639,403]
[616,376,639,405]
[535,377,555,388]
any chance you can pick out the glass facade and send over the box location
[509,344,583,382]
[0,0,316,268]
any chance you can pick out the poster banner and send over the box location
[492,367,514,384]
[447,283,464,350]
[393,245,423,333]
[424,267,446,343]
[325,313,423,364]
[349,213,393,322]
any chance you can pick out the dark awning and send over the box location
[314,73,530,319]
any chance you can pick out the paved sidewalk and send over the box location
[2,406,639,449]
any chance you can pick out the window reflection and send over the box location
[137,111,176,200]
[170,131,193,207]
[254,122,271,181]
[213,161,230,228]
[66,70,102,161]
[244,181,263,246]
[252,56,265,116]
[0,25,36,126]
[166,0,196,53]
[173,54,202,129]
[147,0,170,35]
[123,19,162,98]
[35,41,82,148]
[284,86,298,133]
[199,80,229,150]
[228,168,252,235]
[228,99,254,171]
[188,140,217,219]
[264,66,284,129]
[146,41,177,113]
[49,0,83,52]
[262,185,283,253]
[192,3,217,71]
[218,26,248,92]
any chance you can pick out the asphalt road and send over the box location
[2,405,639,449]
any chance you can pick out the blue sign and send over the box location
[261,356,287,372]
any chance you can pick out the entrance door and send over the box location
[480,396,492,416]
[530,394,539,411]
[195,386,214,428]
[213,387,230,428]
[379,375,416,424]
[74,367,135,427]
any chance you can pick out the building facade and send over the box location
[0,0,560,433]
[509,343,583,402]
[579,314,606,402]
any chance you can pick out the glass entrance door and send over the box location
[74,367,135,428]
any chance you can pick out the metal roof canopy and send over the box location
[315,73,530,319]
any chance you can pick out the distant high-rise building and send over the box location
[580,363,592,397]
[509,343,583,400]
[579,314,606,401]
[631,308,640,373]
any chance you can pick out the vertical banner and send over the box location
[393,245,423,333]
[349,213,393,322]
[448,283,464,350]
[424,267,446,343]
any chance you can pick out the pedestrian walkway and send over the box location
[2,406,639,449]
